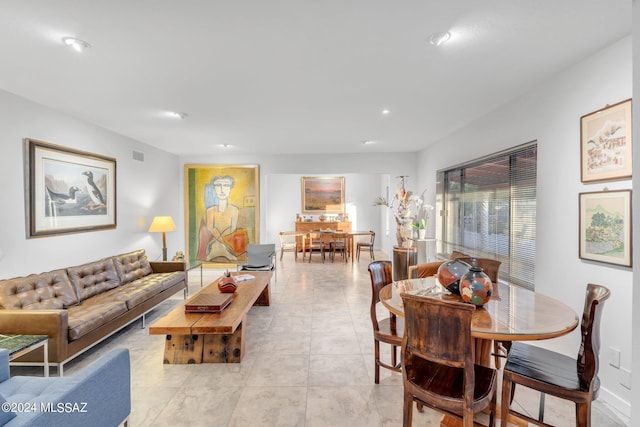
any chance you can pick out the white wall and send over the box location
[415,36,633,417]
[0,90,183,278]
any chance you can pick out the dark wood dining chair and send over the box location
[401,293,497,427]
[306,232,325,263]
[329,232,348,262]
[367,260,403,383]
[357,231,375,261]
[500,283,611,427]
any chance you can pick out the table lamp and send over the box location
[148,216,176,261]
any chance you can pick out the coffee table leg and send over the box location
[43,340,49,377]
[203,317,246,363]
[163,334,204,364]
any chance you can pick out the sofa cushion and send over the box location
[112,250,153,285]
[67,258,121,302]
[0,269,79,309]
[0,393,16,424]
[87,279,165,310]
[66,301,128,341]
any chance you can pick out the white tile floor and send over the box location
[14,251,630,426]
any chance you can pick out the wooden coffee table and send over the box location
[149,271,272,364]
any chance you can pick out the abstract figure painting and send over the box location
[27,139,116,237]
[580,99,632,183]
[185,164,259,267]
[579,189,632,267]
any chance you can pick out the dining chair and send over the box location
[500,283,611,427]
[401,292,497,427]
[356,231,375,261]
[306,232,325,263]
[240,243,277,282]
[329,232,348,262]
[367,261,403,384]
[279,231,298,261]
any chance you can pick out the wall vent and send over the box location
[132,150,144,162]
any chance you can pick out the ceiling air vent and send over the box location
[132,150,144,162]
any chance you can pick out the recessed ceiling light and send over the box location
[62,37,91,52]
[428,31,451,46]
[363,140,377,145]
[219,144,231,148]
[168,111,187,119]
[381,109,391,116]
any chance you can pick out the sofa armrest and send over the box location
[59,348,131,427]
[149,261,186,273]
[0,310,68,362]
[16,348,131,427]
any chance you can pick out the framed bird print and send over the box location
[27,138,117,237]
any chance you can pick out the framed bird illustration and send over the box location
[27,138,116,237]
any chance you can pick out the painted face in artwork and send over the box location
[213,178,233,200]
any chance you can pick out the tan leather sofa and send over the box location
[0,249,187,374]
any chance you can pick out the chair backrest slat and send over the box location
[402,294,475,368]
[577,283,611,392]
[367,261,393,329]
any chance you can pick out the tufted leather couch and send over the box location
[0,249,186,375]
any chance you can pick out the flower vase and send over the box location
[418,229,426,239]
[459,267,493,306]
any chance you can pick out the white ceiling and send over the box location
[0,1,631,156]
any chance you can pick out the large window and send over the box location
[436,142,537,289]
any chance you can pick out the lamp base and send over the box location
[162,247,168,261]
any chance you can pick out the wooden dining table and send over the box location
[379,276,579,427]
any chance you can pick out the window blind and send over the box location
[437,142,537,289]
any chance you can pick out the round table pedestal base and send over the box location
[392,246,417,281]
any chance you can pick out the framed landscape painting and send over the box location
[580,99,632,183]
[27,139,116,237]
[579,189,632,267]
[185,164,259,268]
[301,176,345,214]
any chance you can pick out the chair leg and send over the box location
[391,345,397,368]
[403,392,413,427]
[538,393,546,423]
[500,374,513,427]
[374,339,380,384]
[370,246,374,260]
[576,401,591,427]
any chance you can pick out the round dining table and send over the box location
[379,276,579,367]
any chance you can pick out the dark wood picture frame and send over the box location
[579,189,632,267]
[580,99,632,183]
[27,138,117,237]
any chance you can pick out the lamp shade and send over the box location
[148,216,176,233]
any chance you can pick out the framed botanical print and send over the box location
[579,189,632,267]
[580,99,632,183]
[27,138,116,237]
[301,176,345,214]
[185,164,259,267]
